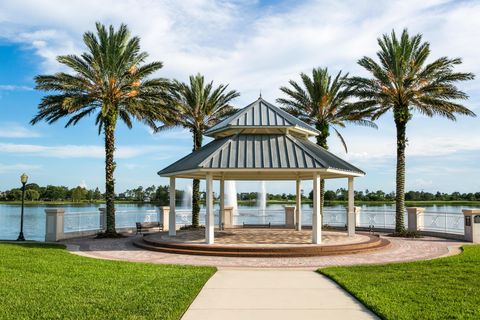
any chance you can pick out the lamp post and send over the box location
[17,173,28,241]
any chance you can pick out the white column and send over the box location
[45,208,65,242]
[284,206,296,228]
[169,177,176,236]
[463,209,480,243]
[219,177,225,230]
[159,206,170,231]
[205,173,214,244]
[296,178,302,231]
[347,177,355,236]
[312,173,321,244]
[407,207,425,232]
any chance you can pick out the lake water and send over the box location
[0,203,474,241]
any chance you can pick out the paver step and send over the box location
[133,234,390,257]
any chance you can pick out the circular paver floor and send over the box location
[151,229,369,246]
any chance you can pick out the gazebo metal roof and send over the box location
[205,98,320,138]
[158,97,364,180]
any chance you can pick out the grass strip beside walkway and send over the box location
[0,243,216,320]
[320,245,480,319]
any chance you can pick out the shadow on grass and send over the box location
[0,241,65,250]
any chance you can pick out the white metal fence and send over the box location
[61,207,466,236]
[356,210,400,229]
[232,208,286,225]
[64,211,101,233]
[115,209,158,228]
[420,211,464,235]
[63,209,159,233]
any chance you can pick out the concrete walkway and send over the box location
[182,269,378,320]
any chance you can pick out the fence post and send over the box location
[45,208,65,242]
[98,208,106,231]
[222,206,234,228]
[383,210,387,229]
[463,209,480,243]
[406,207,425,232]
[159,206,170,231]
[284,206,296,229]
[353,206,361,227]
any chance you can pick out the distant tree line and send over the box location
[318,189,396,202]
[0,184,104,202]
[234,189,480,202]
[309,189,480,202]
[119,185,186,205]
[0,184,186,205]
[2,184,480,203]
[239,192,308,201]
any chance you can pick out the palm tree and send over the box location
[277,67,377,213]
[31,22,171,237]
[160,74,239,227]
[348,29,475,233]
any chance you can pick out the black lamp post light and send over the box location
[17,173,28,241]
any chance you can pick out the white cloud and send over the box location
[1,0,477,116]
[1,0,478,102]
[146,127,192,140]
[340,134,480,164]
[412,178,434,189]
[0,85,33,91]
[0,163,41,173]
[124,163,142,170]
[0,123,41,138]
[0,142,188,159]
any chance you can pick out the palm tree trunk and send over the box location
[394,113,408,233]
[191,128,203,228]
[315,121,330,216]
[104,113,117,236]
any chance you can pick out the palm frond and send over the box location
[166,73,240,135]
[277,67,375,151]
[32,22,170,134]
[350,28,475,124]
[332,127,348,153]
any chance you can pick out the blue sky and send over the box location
[1,0,480,195]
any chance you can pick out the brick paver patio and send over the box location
[64,233,465,269]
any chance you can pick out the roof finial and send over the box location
[259,90,262,99]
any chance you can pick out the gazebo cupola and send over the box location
[158,97,365,244]
[204,97,320,139]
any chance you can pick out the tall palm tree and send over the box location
[348,29,475,233]
[160,74,239,227]
[31,22,171,237]
[277,67,377,213]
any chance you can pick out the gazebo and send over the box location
[158,97,364,244]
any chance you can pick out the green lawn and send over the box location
[320,245,480,319]
[0,243,216,320]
